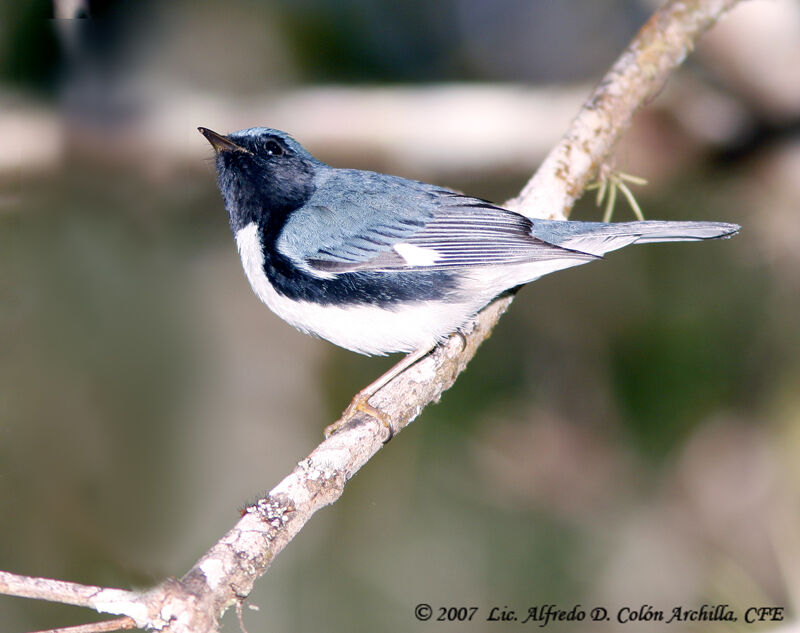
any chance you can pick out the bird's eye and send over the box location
[264,140,284,156]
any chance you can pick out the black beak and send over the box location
[198,127,250,154]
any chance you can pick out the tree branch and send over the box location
[508,0,741,220]
[30,616,136,633]
[1,1,742,631]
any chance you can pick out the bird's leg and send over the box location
[325,346,434,440]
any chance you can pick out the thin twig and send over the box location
[235,600,251,633]
[0,571,149,628]
[27,616,137,633]
[0,571,136,612]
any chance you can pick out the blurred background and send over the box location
[2,0,800,631]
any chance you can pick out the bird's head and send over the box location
[199,126,319,232]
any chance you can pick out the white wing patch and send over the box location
[393,242,440,266]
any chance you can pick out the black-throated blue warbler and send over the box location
[200,126,738,426]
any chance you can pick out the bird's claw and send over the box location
[451,329,468,351]
[324,392,394,442]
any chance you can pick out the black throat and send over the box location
[217,151,316,234]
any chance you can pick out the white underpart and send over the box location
[393,242,440,266]
[235,222,593,355]
[235,222,477,355]
[463,256,594,295]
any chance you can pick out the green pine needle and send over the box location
[586,169,648,222]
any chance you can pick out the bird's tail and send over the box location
[530,220,741,257]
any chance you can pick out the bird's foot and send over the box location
[324,391,394,442]
[323,346,436,441]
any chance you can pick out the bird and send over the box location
[199,126,739,432]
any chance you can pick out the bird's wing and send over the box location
[276,170,596,275]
